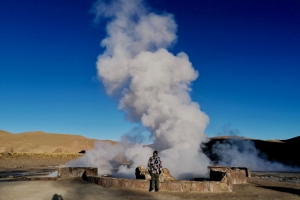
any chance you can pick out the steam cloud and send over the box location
[68,0,211,179]
[68,0,298,178]
[210,125,299,172]
[212,139,298,171]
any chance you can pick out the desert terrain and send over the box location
[0,130,115,168]
[0,130,299,199]
[0,130,98,153]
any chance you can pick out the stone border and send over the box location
[58,167,97,179]
[85,176,232,192]
[57,167,237,192]
[7,166,248,192]
[0,166,247,192]
[18,177,57,181]
[208,166,250,184]
[0,177,57,182]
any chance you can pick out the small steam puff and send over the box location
[68,0,211,179]
[67,140,153,177]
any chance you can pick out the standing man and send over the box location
[148,150,162,192]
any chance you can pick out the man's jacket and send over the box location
[147,156,162,174]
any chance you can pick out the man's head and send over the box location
[153,150,158,157]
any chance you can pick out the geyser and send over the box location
[68,0,211,180]
[67,0,299,179]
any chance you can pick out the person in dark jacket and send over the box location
[147,150,162,192]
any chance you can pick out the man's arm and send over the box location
[147,157,151,173]
[159,157,162,174]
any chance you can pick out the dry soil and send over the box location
[0,176,299,200]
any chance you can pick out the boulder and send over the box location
[53,148,62,153]
[135,165,176,182]
[159,168,176,182]
[136,165,151,180]
[5,147,14,153]
[79,150,86,154]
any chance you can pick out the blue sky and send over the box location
[1,0,299,141]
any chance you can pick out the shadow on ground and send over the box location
[59,177,159,200]
[257,185,300,196]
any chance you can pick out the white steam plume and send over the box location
[209,125,299,172]
[212,139,299,171]
[68,0,211,179]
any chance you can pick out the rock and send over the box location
[5,147,14,153]
[53,148,62,153]
[203,182,210,192]
[191,181,204,191]
[210,182,220,192]
[159,182,168,191]
[111,179,119,187]
[135,165,147,180]
[219,182,229,191]
[159,168,176,182]
[180,181,192,192]
[135,165,176,182]
[124,180,135,188]
[167,181,182,191]
[79,150,86,154]
[134,180,149,190]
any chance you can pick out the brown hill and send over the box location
[0,130,12,135]
[0,130,110,153]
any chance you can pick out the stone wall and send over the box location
[58,167,97,179]
[208,166,250,184]
[230,169,247,184]
[57,166,249,192]
[85,176,232,192]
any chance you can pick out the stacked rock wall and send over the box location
[85,176,232,192]
[208,166,250,184]
[58,167,97,179]
[58,166,249,192]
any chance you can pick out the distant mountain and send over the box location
[0,130,111,153]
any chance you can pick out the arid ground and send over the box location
[0,174,299,200]
[0,152,82,168]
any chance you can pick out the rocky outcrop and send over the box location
[135,165,176,182]
[159,168,176,182]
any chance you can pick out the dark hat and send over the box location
[153,150,158,154]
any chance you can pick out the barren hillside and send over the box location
[0,130,100,153]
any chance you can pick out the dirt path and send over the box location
[0,177,299,200]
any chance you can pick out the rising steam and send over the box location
[208,125,299,172]
[212,139,298,171]
[67,0,298,178]
[68,0,211,179]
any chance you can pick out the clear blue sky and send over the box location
[1,0,299,141]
